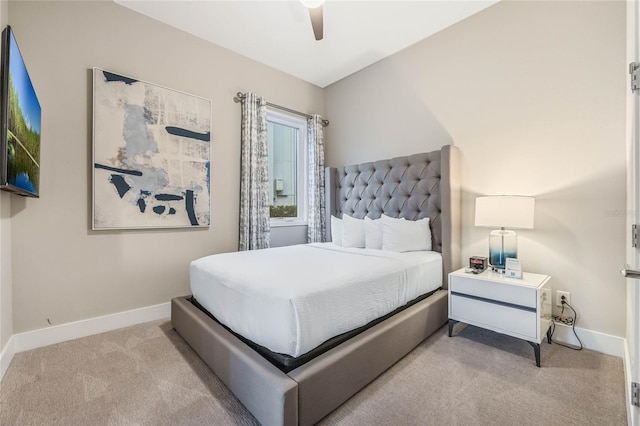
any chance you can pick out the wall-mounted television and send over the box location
[0,25,41,198]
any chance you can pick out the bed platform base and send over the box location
[172,145,461,425]
[172,289,448,426]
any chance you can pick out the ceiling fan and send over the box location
[300,0,325,41]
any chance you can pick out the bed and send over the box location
[171,145,461,425]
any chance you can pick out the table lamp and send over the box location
[475,196,535,272]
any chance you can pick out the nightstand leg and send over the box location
[448,319,457,337]
[528,342,541,367]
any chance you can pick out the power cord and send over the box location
[549,297,583,351]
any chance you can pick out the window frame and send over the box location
[266,108,308,227]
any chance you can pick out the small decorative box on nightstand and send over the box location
[448,268,553,367]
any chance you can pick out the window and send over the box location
[267,109,307,225]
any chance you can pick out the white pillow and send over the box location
[341,214,366,248]
[364,217,383,250]
[381,215,432,252]
[330,216,343,246]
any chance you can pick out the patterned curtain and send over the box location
[307,114,326,243]
[239,93,270,251]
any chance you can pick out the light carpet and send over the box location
[0,319,627,425]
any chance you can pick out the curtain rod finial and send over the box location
[234,92,245,103]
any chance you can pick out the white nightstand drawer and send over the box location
[449,275,537,309]
[450,293,537,340]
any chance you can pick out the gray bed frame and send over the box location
[171,145,461,425]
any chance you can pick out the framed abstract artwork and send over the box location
[92,68,211,230]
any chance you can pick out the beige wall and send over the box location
[325,1,627,336]
[3,0,627,341]
[7,1,324,333]
[0,190,10,351]
[0,0,12,352]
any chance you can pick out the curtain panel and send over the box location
[239,93,270,251]
[307,114,326,243]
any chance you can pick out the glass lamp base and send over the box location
[489,229,517,271]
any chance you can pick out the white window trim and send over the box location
[267,109,308,226]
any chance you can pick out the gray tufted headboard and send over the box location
[324,145,461,287]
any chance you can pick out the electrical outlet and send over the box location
[556,290,571,307]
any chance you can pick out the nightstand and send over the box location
[448,268,553,367]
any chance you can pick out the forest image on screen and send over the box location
[6,29,41,196]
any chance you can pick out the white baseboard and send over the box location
[0,301,170,381]
[551,322,625,357]
[0,334,16,382]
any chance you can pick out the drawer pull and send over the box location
[451,291,537,313]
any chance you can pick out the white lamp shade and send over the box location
[475,196,535,229]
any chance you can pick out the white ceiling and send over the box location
[115,0,499,88]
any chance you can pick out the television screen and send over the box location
[0,25,41,198]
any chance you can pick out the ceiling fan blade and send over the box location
[309,6,323,41]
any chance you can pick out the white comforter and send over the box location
[190,243,442,357]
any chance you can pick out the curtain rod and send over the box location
[234,92,329,127]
